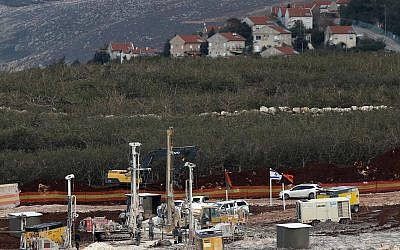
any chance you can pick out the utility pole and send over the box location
[166,127,174,227]
[184,162,196,245]
[128,142,141,244]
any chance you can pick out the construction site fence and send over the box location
[17,180,400,205]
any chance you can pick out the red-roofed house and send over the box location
[169,35,206,57]
[107,42,135,62]
[325,25,356,48]
[252,24,292,52]
[202,23,224,37]
[242,16,273,28]
[284,7,313,29]
[260,46,299,58]
[312,0,337,14]
[207,32,246,57]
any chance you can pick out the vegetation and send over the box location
[1,53,400,185]
[355,38,386,51]
[342,0,400,35]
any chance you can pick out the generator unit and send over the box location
[296,197,351,224]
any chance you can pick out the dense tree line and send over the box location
[0,53,400,185]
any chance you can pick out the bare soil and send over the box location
[2,192,400,249]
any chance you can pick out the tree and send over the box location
[311,29,325,48]
[356,38,386,51]
[89,50,110,64]
[290,20,307,38]
[223,18,253,45]
[163,40,171,57]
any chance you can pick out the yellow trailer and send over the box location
[317,186,360,212]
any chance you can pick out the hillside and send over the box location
[1,53,400,185]
[0,0,276,69]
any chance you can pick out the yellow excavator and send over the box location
[106,146,198,185]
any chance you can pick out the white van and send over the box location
[216,199,249,215]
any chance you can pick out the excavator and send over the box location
[106,146,198,186]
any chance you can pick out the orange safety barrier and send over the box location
[18,180,400,205]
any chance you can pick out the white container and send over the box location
[296,197,351,224]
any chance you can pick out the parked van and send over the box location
[216,199,249,215]
[296,197,351,224]
[317,186,360,212]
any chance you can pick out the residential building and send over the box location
[107,42,135,62]
[260,46,299,58]
[336,0,351,8]
[242,16,273,29]
[202,23,224,38]
[312,0,338,14]
[253,24,292,52]
[207,32,246,57]
[284,7,313,29]
[169,35,206,57]
[325,25,357,48]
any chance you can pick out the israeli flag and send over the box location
[270,168,282,180]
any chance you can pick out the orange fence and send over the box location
[18,180,400,205]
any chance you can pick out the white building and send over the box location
[325,26,357,48]
[284,7,313,29]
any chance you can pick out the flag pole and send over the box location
[269,168,272,206]
[282,182,286,210]
[225,169,229,201]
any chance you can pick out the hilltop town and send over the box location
[103,0,397,63]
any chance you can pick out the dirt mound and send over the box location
[19,179,118,192]
[367,149,400,181]
[286,162,363,184]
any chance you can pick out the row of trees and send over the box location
[1,110,399,185]
[1,54,400,185]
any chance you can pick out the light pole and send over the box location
[65,174,76,249]
[184,162,196,245]
[128,142,141,244]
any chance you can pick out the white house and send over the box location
[207,32,246,57]
[107,42,135,62]
[325,25,357,48]
[284,7,313,29]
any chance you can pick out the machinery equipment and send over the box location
[317,186,360,212]
[106,146,198,185]
[195,229,223,250]
[296,197,351,224]
[23,222,67,249]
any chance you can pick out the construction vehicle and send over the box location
[195,228,224,250]
[106,146,198,185]
[296,197,351,224]
[23,222,67,249]
[317,186,360,212]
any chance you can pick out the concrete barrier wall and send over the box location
[18,180,400,205]
[0,183,20,209]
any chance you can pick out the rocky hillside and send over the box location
[0,0,276,69]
